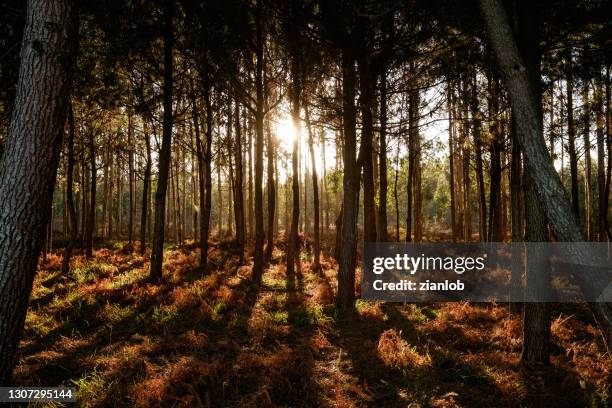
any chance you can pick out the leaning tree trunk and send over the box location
[149,0,173,282]
[0,0,77,384]
[479,0,612,349]
[62,102,78,274]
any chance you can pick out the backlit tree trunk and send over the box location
[149,0,174,282]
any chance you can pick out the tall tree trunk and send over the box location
[488,77,504,241]
[604,68,611,238]
[63,102,78,274]
[448,84,457,242]
[566,49,580,222]
[337,50,359,310]
[0,0,76,384]
[377,68,389,241]
[149,0,173,282]
[233,101,245,262]
[199,83,213,273]
[128,106,135,244]
[265,110,275,262]
[479,0,612,349]
[252,0,265,284]
[286,51,301,287]
[140,119,151,255]
[357,53,377,243]
[305,104,321,272]
[595,78,606,241]
[471,74,487,241]
[85,131,96,258]
[583,82,594,240]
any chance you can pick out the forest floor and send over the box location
[14,240,611,407]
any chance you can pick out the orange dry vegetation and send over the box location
[14,241,611,407]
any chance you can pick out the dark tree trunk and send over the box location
[199,83,213,273]
[480,0,612,349]
[63,102,78,274]
[488,77,504,241]
[149,0,173,282]
[0,0,76,384]
[140,119,151,255]
[566,49,580,221]
[337,51,359,310]
[233,101,245,262]
[604,68,611,238]
[583,83,593,240]
[357,52,377,244]
[128,108,135,244]
[595,78,606,241]
[447,84,457,242]
[286,52,301,287]
[305,104,321,272]
[471,74,487,242]
[252,0,265,284]
[85,131,96,258]
[265,109,276,263]
[377,69,388,241]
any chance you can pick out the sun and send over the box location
[275,117,297,145]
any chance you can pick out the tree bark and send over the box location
[471,74,487,242]
[286,50,301,287]
[0,0,76,384]
[357,52,377,244]
[595,78,606,241]
[85,131,96,258]
[252,0,265,284]
[583,82,593,240]
[337,50,359,310]
[479,0,612,349]
[62,102,78,274]
[140,118,151,255]
[305,104,321,272]
[566,48,580,221]
[233,101,245,262]
[149,0,173,282]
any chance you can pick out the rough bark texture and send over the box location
[0,0,77,384]
[149,0,173,282]
[480,0,612,349]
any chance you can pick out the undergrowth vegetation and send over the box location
[14,242,611,407]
